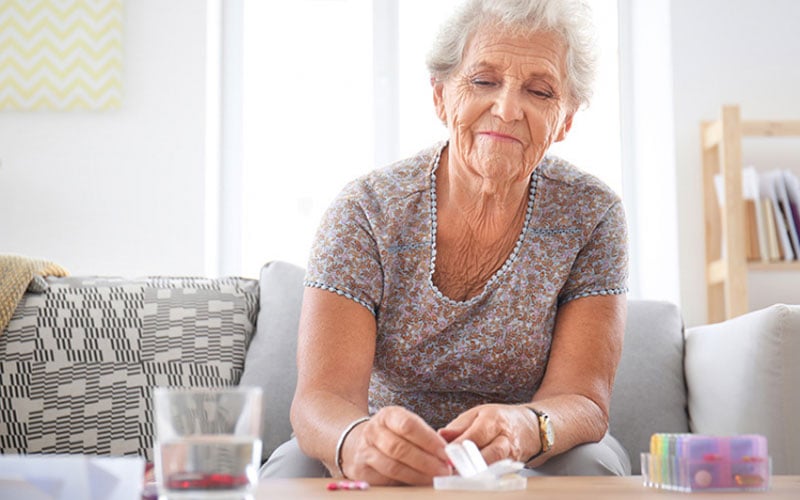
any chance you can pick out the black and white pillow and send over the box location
[0,275,259,460]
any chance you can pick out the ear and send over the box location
[554,111,575,142]
[432,78,447,124]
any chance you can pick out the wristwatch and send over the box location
[526,407,554,462]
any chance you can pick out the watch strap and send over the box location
[524,406,552,463]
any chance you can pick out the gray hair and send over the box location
[425,0,597,109]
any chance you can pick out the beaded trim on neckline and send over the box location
[427,143,539,306]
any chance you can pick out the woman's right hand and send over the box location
[340,406,452,485]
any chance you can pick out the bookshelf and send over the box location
[701,105,800,323]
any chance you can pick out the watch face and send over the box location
[540,414,554,451]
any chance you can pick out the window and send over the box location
[240,0,374,273]
[235,0,621,274]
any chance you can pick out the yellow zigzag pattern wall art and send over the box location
[0,0,123,110]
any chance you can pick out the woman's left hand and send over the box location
[438,404,539,464]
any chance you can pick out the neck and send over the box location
[437,148,531,246]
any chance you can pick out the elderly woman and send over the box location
[261,0,629,485]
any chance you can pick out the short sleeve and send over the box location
[558,200,629,305]
[304,182,383,315]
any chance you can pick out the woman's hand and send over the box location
[438,404,540,465]
[340,406,452,485]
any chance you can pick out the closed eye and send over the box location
[529,89,553,98]
[471,79,497,87]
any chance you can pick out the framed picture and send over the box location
[0,0,123,110]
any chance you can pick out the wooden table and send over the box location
[254,476,800,499]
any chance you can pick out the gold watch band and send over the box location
[524,406,553,462]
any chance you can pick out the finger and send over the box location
[345,426,419,486]
[479,434,520,464]
[380,408,450,463]
[369,430,451,479]
[354,433,445,486]
[437,427,461,442]
[438,409,479,442]
[446,415,498,449]
[364,447,443,486]
[348,454,404,486]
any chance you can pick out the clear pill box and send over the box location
[641,433,770,492]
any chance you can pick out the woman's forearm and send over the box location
[526,393,609,466]
[291,287,377,472]
[527,295,624,464]
[290,389,370,473]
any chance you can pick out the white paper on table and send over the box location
[0,455,144,500]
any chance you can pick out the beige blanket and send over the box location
[0,254,68,335]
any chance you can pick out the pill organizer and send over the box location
[433,440,527,491]
[641,433,770,492]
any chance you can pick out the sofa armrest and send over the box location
[685,304,800,474]
[239,261,306,463]
[610,300,688,475]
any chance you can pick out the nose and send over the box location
[492,87,523,122]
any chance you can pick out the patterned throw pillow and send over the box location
[0,276,259,460]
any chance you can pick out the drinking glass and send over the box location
[153,386,263,499]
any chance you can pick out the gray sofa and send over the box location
[2,260,799,475]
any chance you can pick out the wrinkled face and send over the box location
[433,25,576,183]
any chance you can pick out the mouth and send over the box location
[478,131,520,143]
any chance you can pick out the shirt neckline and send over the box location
[427,142,539,306]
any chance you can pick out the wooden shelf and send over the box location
[748,261,800,271]
[701,105,800,322]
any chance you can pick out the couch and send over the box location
[2,260,799,475]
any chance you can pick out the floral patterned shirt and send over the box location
[305,142,628,430]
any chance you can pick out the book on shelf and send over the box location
[759,170,796,261]
[762,198,782,261]
[773,170,800,258]
[743,167,767,262]
[783,170,800,247]
[714,167,800,263]
[714,168,765,262]
[743,199,760,261]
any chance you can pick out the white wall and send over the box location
[0,0,211,277]
[3,1,798,322]
[669,0,800,326]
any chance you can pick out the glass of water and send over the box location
[153,386,263,499]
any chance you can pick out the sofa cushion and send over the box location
[610,300,689,474]
[685,303,800,474]
[239,261,306,462]
[0,276,259,460]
